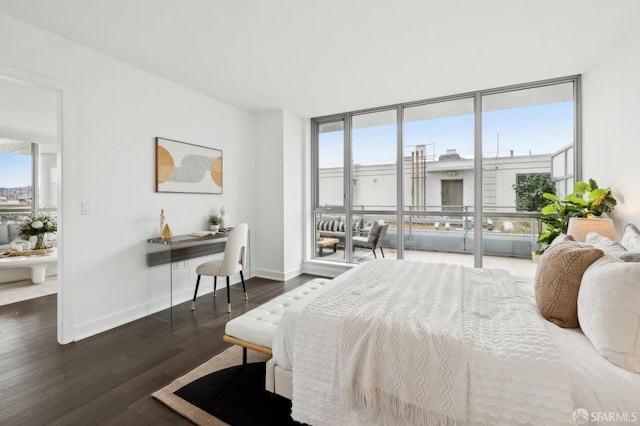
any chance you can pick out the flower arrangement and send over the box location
[19,214,58,250]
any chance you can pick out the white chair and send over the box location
[191,223,248,313]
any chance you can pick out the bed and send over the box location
[270,258,640,426]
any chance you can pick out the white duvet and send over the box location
[272,260,640,426]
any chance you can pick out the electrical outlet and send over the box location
[81,201,93,215]
[173,262,180,270]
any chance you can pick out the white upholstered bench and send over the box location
[223,277,330,364]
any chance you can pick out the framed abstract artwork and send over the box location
[155,137,223,194]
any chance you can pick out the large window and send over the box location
[0,139,32,223]
[312,76,579,270]
[0,138,57,224]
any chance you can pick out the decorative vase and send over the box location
[34,234,46,250]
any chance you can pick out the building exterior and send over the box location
[320,148,553,213]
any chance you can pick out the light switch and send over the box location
[81,202,93,215]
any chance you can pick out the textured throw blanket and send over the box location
[292,260,574,426]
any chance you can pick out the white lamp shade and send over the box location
[567,217,615,242]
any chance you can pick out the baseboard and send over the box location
[74,278,246,341]
[74,303,150,341]
[252,268,285,281]
[302,260,354,278]
[283,265,303,281]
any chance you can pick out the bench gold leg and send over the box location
[222,335,273,356]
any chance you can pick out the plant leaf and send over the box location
[574,181,589,194]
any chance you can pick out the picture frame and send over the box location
[155,137,223,194]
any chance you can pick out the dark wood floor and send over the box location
[0,274,317,425]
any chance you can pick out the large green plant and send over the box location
[537,179,616,252]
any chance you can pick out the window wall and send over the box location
[481,82,575,265]
[312,76,579,269]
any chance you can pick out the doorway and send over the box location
[441,179,463,212]
[0,69,64,341]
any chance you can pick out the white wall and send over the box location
[253,110,306,280]
[254,111,285,279]
[0,13,257,341]
[583,22,640,236]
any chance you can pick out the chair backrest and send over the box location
[367,220,385,244]
[220,223,248,276]
[373,224,388,250]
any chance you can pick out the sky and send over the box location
[0,153,31,187]
[319,101,573,168]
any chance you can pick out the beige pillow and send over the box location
[578,256,640,373]
[534,240,603,328]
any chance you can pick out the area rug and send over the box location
[152,345,301,425]
[0,277,57,307]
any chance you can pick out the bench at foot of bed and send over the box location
[223,277,330,364]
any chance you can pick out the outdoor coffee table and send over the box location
[0,248,57,284]
[316,237,339,256]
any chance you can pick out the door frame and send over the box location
[0,64,72,344]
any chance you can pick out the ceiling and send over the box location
[0,0,639,118]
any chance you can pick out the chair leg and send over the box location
[240,270,248,300]
[372,248,377,259]
[226,276,231,313]
[191,275,201,311]
[380,247,385,258]
[213,276,217,298]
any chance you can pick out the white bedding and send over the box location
[272,260,640,426]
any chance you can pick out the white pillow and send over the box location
[586,231,628,257]
[586,231,640,262]
[578,255,640,373]
[620,223,640,252]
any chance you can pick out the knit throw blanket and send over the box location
[291,260,573,426]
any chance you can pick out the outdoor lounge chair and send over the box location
[352,220,387,258]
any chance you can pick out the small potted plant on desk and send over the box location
[536,179,616,255]
[208,214,220,232]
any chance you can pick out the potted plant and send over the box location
[536,178,616,253]
[512,173,556,260]
[208,214,220,232]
